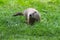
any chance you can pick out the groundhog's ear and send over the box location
[34,11,37,13]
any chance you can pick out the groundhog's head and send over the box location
[29,11,40,21]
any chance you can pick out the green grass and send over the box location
[0,0,60,40]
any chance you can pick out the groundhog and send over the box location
[13,8,41,25]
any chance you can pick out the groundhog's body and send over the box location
[13,8,41,25]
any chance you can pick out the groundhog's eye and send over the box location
[30,14,32,16]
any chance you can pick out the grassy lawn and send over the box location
[0,0,60,40]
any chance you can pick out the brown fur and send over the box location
[13,12,23,16]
